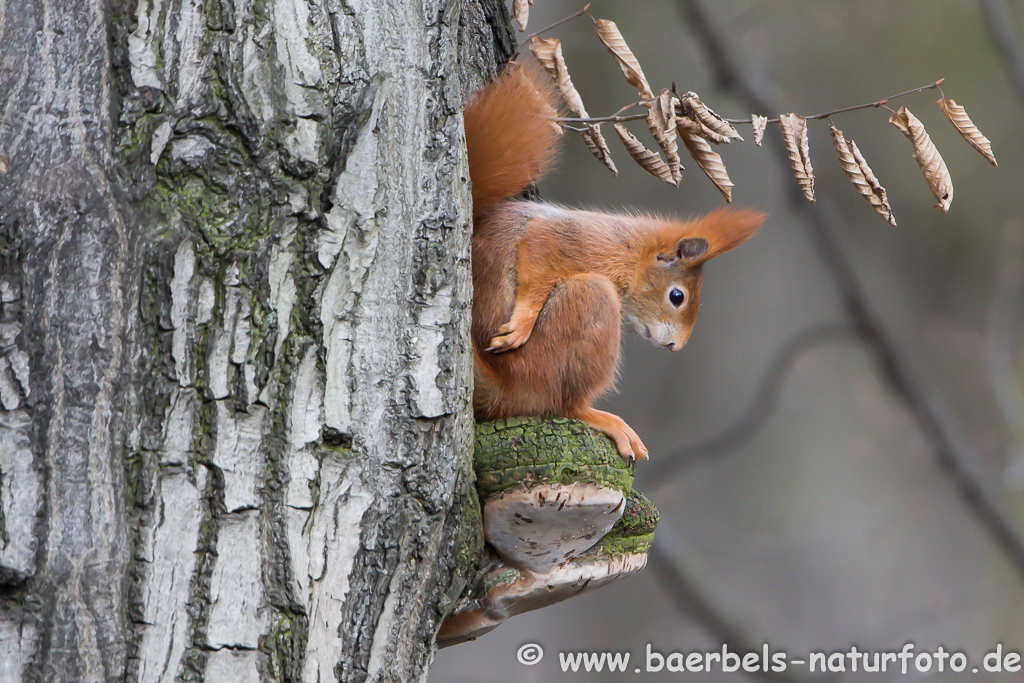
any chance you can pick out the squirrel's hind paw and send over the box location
[621,424,649,461]
[571,408,649,460]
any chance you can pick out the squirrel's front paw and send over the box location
[486,322,532,353]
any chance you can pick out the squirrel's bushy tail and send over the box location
[464,64,561,218]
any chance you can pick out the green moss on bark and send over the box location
[473,417,636,501]
[585,491,659,558]
[451,481,484,575]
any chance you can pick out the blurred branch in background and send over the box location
[648,522,838,683]
[979,0,1024,489]
[978,0,1024,107]
[646,323,856,483]
[668,0,1024,580]
[985,220,1024,488]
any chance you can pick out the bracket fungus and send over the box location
[438,418,659,647]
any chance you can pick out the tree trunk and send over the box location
[0,0,511,680]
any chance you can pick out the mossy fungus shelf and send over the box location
[438,418,659,647]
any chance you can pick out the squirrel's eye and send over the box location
[669,287,685,307]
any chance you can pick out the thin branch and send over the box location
[556,112,648,124]
[644,323,855,485]
[676,0,1024,580]
[556,76,945,129]
[961,3,1022,485]
[515,3,591,53]
[978,0,1024,108]
[984,220,1024,487]
[649,522,838,683]
[723,79,944,126]
[556,99,655,125]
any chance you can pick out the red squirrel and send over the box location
[464,64,764,460]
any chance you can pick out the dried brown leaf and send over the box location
[529,37,561,81]
[647,91,682,183]
[847,140,895,226]
[582,124,618,175]
[779,113,815,203]
[527,39,613,172]
[937,97,997,166]
[680,92,742,142]
[752,115,768,147]
[889,105,953,212]
[594,19,654,101]
[529,37,588,119]
[674,115,700,136]
[675,114,732,145]
[829,124,896,226]
[514,0,529,31]
[680,130,733,203]
[613,123,675,185]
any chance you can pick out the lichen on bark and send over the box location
[2,0,513,681]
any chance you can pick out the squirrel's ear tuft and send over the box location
[676,237,709,263]
[652,208,764,265]
[691,207,765,264]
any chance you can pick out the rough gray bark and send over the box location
[0,0,511,681]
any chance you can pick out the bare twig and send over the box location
[556,112,648,124]
[644,323,855,485]
[556,100,653,125]
[676,0,1024,580]
[557,79,945,130]
[515,3,591,53]
[723,80,944,126]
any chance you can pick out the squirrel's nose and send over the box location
[665,342,677,351]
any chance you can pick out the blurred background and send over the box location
[434,0,1024,680]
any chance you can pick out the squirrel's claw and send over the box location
[622,424,648,461]
[633,440,649,461]
[487,322,532,353]
[607,426,647,461]
[573,408,649,461]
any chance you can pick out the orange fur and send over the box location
[466,68,766,459]
[464,64,561,218]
